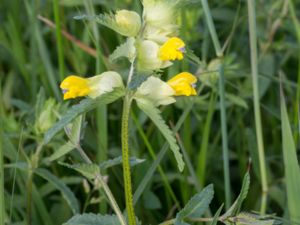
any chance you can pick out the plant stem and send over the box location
[201,0,231,209]
[76,145,127,225]
[0,112,4,225]
[121,95,136,225]
[53,0,65,81]
[247,0,268,214]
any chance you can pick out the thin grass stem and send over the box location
[53,0,65,81]
[200,0,231,209]
[247,0,268,214]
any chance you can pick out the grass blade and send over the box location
[280,85,300,224]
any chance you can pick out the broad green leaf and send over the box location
[175,184,214,225]
[222,172,250,218]
[109,37,136,63]
[63,213,120,225]
[137,102,185,171]
[44,141,75,163]
[59,162,100,180]
[280,88,300,224]
[44,88,124,144]
[35,168,79,214]
[210,204,224,225]
[99,156,145,170]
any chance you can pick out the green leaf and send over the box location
[280,87,300,224]
[63,213,120,225]
[109,37,136,63]
[227,212,276,225]
[99,156,145,170]
[35,168,79,214]
[128,73,149,90]
[222,172,250,218]
[59,162,100,180]
[210,204,224,225]
[226,93,248,109]
[175,184,214,225]
[44,141,75,163]
[137,102,185,172]
[69,115,83,145]
[44,88,124,144]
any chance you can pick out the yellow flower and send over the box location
[159,37,185,61]
[60,72,124,100]
[167,72,197,96]
[60,76,90,100]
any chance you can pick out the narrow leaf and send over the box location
[63,213,120,225]
[210,204,224,225]
[175,184,214,225]
[137,102,185,171]
[59,162,100,180]
[44,88,124,143]
[35,168,79,214]
[222,172,250,218]
[44,141,75,162]
[99,156,145,170]
[280,87,300,224]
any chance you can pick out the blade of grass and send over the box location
[200,0,231,209]
[280,82,300,224]
[0,87,4,225]
[288,0,300,145]
[247,0,268,214]
[53,0,65,81]
[131,112,181,209]
[280,81,300,222]
[84,0,108,214]
[196,93,216,186]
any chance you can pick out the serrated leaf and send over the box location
[44,141,75,162]
[99,156,145,170]
[59,162,100,180]
[109,37,136,63]
[222,172,250,218]
[137,101,185,171]
[44,88,124,144]
[63,213,120,225]
[35,168,79,214]
[175,184,214,225]
[185,46,203,66]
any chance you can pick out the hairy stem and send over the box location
[121,95,136,225]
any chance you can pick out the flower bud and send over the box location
[115,10,141,37]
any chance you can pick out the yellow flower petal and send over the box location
[167,72,197,96]
[159,37,185,61]
[60,76,91,100]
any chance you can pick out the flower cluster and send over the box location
[60,0,198,106]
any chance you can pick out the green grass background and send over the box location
[1,0,300,224]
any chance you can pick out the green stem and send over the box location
[121,96,136,225]
[53,0,65,81]
[0,111,4,225]
[247,0,268,214]
[201,0,231,209]
[76,145,127,225]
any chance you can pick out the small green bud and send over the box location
[199,59,221,87]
